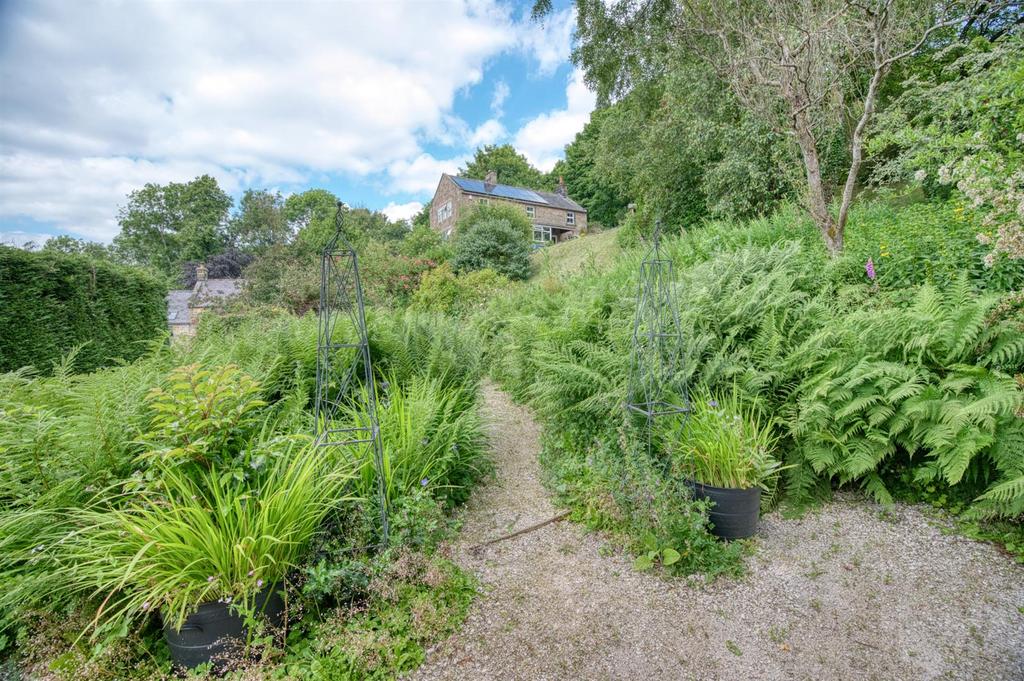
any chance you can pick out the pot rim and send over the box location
[685,478,761,494]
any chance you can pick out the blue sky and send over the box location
[0,0,593,246]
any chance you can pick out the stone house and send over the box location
[429,171,587,244]
[166,264,241,338]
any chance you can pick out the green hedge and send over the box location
[0,246,168,374]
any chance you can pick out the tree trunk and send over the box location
[780,51,842,257]
[837,58,888,256]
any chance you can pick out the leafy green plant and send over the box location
[339,374,486,509]
[666,386,784,491]
[451,208,533,281]
[411,263,510,316]
[52,440,353,635]
[137,363,267,471]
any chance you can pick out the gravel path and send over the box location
[412,383,1024,681]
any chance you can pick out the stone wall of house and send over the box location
[429,176,463,235]
[531,203,586,234]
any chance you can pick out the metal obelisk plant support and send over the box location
[314,203,389,544]
[625,220,690,449]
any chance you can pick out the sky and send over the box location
[0,0,594,246]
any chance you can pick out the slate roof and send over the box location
[167,290,192,325]
[449,175,587,213]
[191,278,242,307]
[166,278,242,324]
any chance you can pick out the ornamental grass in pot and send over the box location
[54,365,357,672]
[669,386,785,540]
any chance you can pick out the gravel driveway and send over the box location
[411,383,1024,681]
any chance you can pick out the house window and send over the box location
[478,198,490,205]
[566,211,575,226]
[525,205,535,218]
[437,200,452,222]
[533,224,552,243]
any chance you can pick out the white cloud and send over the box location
[513,69,596,172]
[0,1,587,241]
[0,0,519,240]
[491,80,510,116]
[517,7,576,76]
[0,153,254,241]
[468,119,508,148]
[381,201,423,223]
[386,153,467,195]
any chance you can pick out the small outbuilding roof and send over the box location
[166,290,192,325]
[166,278,242,324]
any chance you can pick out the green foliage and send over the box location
[1,305,488,677]
[285,189,343,253]
[588,59,794,230]
[241,243,322,315]
[340,374,487,509]
[548,107,630,226]
[0,246,168,374]
[872,36,1024,265]
[452,205,532,281]
[411,263,510,316]
[228,189,290,252]
[137,363,267,471]
[399,223,450,262]
[459,144,548,190]
[477,199,1024,533]
[285,550,475,679]
[359,242,438,307]
[56,442,353,635]
[42,236,115,261]
[664,386,784,491]
[114,174,232,274]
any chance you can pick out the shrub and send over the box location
[359,241,437,307]
[0,246,167,374]
[340,374,487,508]
[411,263,509,316]
[452,219,532,280]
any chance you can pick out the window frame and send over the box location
[533,224,552,243]
[437,200,452,222]
[525,205,535,218]
[566,211,575,226]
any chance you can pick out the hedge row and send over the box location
[0,246,168,374]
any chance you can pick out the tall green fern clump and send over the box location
[788,278,1024,518]
[475,200,1024,546]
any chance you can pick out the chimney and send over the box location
[556,176,567,197]
[484,170,497,186]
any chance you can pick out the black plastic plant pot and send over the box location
[163,584,284,673]
[687,480,761,540]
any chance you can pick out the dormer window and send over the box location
[566,211,575,226]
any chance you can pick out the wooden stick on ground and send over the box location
[470,511,571,552]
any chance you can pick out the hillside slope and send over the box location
[530,229,620,280]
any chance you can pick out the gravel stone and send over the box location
[411,383,1024,681]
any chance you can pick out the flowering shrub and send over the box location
[940,151,1024,266]
[870,37,1023,270]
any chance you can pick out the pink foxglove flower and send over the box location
[865,258,876,281]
